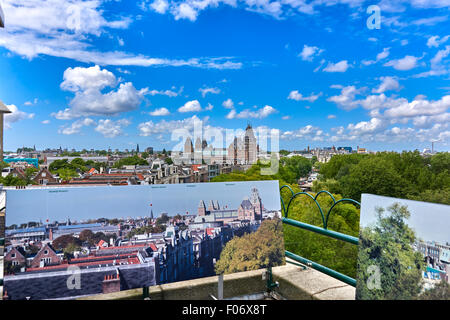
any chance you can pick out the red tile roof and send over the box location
[97,240,107,247]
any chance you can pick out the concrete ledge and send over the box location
[78,259,355,300]
[272,260,355,300]
[79,268,267,300]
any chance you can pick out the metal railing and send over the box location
[280,185,360,287]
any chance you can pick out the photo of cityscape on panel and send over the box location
[357,194,450,300]
[2,181,285,300]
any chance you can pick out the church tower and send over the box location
[208,200,216,211]
[250,187,263,220]
[198,200,206,216]
[244,123,257,164]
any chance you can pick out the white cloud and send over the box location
[427,35,450,48]
[4,104,35,129]
[383,95,450,119]
[327,85,362,110]
[347,118,387,135]
[24,98,38,106]
[415,45,450,77]
[287,90,322,102]
[205,103,214,111]
[226,105,277,119]
[298,45,323,61]
[60,65,116,92]
[412,15,448,26]
[151,0,170,14]
[282,115,291,120]
[59,118,95,135]
[41,120,51,125]
[148,88,180,97]
[138,115,204,136]
[95,119,131,138]
[52,65,148,119]
[199,87,221,97]
[327,114,336,119]
[178,100,202,113]
[281,125,325,141]
[362,48,391,66]
[0,1,242,70]
[372,76,401,93]
[384,55,420,70]
[222,98,234,109]
[149,107,170,116]
[323,60,350,72]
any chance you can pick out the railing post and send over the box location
[265,267,278,292]
[143,286,149,299]
[217,274,224,300]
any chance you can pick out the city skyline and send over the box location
[5,181,281,227]
[1,1,449,152]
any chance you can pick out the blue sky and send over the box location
[0,0,449,152]
[5,180,281,226]
[360,194,450,244]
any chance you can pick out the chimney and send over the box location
[49,228,53,241]
[102,272,121,294]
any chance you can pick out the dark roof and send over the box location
[240,199,253,209]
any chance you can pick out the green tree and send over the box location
[0,160,9,171]
[57,168,78,181]
[0,175,27,186]
[419,280,450,300]
[78,229,95,245]
[156,213,170,226]
[356,203,425,300]
[280,156,312,182]
[113,156,148,168]
[339,157,408,201]
[4,261,22,275]
[52,235,82,250]
[24,167,38,184]
[215,218,285,274]
[63,242,81,260]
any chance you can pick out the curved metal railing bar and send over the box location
[280,185,361,287]
[285,192,327,228]
[324,198,361,229]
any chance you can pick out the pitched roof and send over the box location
[97,239,107,247]
[240,199,253,209]
[0,100,12,113]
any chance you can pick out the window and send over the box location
[41,257,51,264]
[44,250,48,255]
[11,253,16,258]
